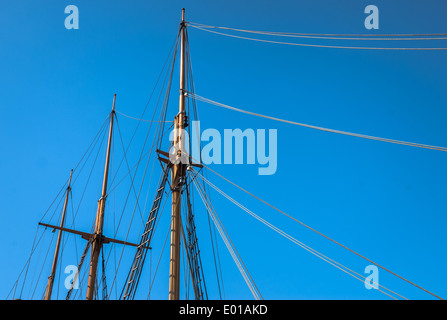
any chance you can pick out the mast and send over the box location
[86,94,116,300]
[44,169,73,300]
[169,8,186,300]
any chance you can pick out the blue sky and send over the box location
[1,0,447,300]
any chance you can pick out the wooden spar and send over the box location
[44,169,73,300]
[37,222,150,249]
[85,94,116,300]
[168,8,186,300]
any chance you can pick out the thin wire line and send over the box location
[187,22,447,40]
[197,171,406,300]
[189,25,447,50]
[196,162,444,300]
[194,179,262,300]
[147,224,171,299]
[188,92,447,152]
[8,227,43,299]
[115,110,173,123]
[198,172,405,299]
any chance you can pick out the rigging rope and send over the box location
[188,24,447,50]
[193,179,263,300]
[115,110,173,123]
[195,162,444,300]
[147,224,171,299]
[66,239,91,300]
[201,173,225,300]
[196,170,407,300]
[188,21,447,38]
[187,92,447,152]
[187,22,447,41]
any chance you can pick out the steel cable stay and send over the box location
[187,21,447,38]
[199,182,262,301]
[188,24,447,50]
[192,26,447,51]
[193,179,263,300]
[187,22,447,41]
[194,162,444,300]
[195,170,407,300]
[115,110,173,123]
[187,92,447,152]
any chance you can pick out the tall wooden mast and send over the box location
[168,8,186,300]
[86,94,116,300]
[44,169,73,300]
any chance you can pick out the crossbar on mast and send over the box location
[38,222,150,249]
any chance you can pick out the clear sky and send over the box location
[1,0,447,300]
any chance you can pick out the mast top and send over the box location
[182,8,185,22]
[112,93,116,112]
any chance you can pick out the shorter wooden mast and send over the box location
[85,94,116,300]
[44,169,73,300]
